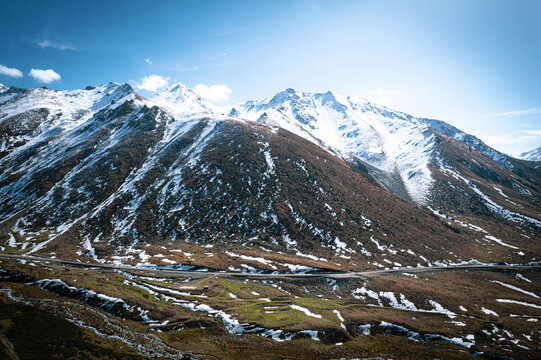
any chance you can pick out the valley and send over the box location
[0,256,540,359]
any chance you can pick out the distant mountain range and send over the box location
[0,82,539,271]
[521,146,541,162]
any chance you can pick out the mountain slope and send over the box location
[521,146,541,162]
[0,83,539,271]
[427,130,540,239]
[232,89,541,258]
[232,89,540,208]
[231,89,435,204]
[0,83,136,158]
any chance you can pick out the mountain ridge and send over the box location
[521,146,541,162]
[0,82,539,272]
[231,88,540,205]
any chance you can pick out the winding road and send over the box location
[1,253,539,279]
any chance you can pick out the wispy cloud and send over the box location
[194,84,231,102]
[35,40,77,51]
[0,64,23,78]
[136,75,170,92]
[520,129,541,136]
[28,68,61,83]
[145,58,152,65]
[485,108,541,117]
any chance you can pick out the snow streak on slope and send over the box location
[0,83,225,249]
[232,89,435,203]
[419,118,516,170]
[0,83,138,155]
[520,147,541,162]
[0,83,135,128]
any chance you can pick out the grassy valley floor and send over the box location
[0,258,539,359]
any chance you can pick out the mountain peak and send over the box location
[150,82,219,118]
[163,82,193,94]
[321,90,338,102]
[118,82,135,93]
[156,83,198,99]
[266,88,302,106]
[0,83,6,93]
[233,87,437,203]
[268,88,346,108]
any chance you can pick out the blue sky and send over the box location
[1,0,540,155]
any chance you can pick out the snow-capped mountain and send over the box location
[0,82,539,270]
[151,83,224,118]
[0,83,7,93]
[521,146,541,162]
[233,88,541,231]
[231,89,435,204]
[231,89,538,205]
[0,83,136,157]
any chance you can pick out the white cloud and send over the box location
[35,40,76,51]
[136,75,170,92]
[28,68,61,83]
[193,84,232,102]
[520,129,541,136]
[145,58,152,65]
[0,64,23,78]
[485,108,541,117]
